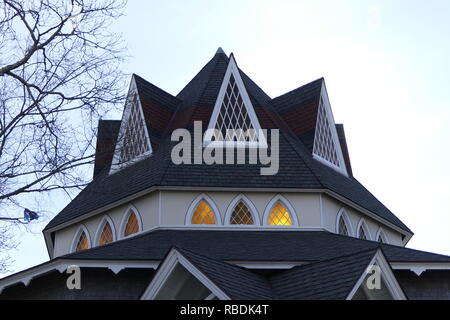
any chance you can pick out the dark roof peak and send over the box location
[215,47,226,55]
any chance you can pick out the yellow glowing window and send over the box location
[99,222,113,246]
[124,211,140,237]
[230,201,254,225]
[267,202,293,226]
[191,201,216,225]
[76,231,89,252]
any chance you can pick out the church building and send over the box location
[1,49,449,300]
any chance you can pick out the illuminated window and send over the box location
[76,231,89,252]
[230,201,254,225]
[338,216,349,236]
[124,211,140,237]
[191,201,216,225]
[267,202,293,226]
[99,222,113,246]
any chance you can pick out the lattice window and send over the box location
[213,74,257,142]
[191,201,216,225]
[230,201,254,225]
[99,222,113,246]
[124,211,140,237]
[118,94,150,164]
[75,231,89,252]
[267,202,293,226]
[338,216,349,236]
[313,98,340,168]
[378,235,385,244]
[358,226,368,240]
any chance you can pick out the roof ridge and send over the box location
[271,77,324,103]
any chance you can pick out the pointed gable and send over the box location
[204,54,266,146]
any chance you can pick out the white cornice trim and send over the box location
[391,262,450,276]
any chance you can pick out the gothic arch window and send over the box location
[119,205,143,239]
[356,219,372,241]
[263,195,299,227]
[94,216,116,247]
[185,194,220,226]
[225,195,260,226]
[376,228,389,244]
[71,225,91,253]
[336,209,354,237]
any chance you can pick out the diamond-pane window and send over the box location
[213,74,257,142]
[338,216,349,236]
[358,226,368,240]
[191,201,216,225]
[118,94,150,164]
[378,235,385,244]
[124,211,140,237]
[99,222,113,246]
[75,231,89,252]
[313,98,341,168]
[268,202,293,226]
[230,201,254,225]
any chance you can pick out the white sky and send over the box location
[3,0,450,277]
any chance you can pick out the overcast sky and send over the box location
[3,0,450,277]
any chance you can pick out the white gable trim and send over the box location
[262,194,299,227]
[356,218,373,241]
[118,204,143,240]
[70,224,91,253]
[185,193,222,226]
[93,215,117,247]
[224,194,261,226]
[391,262,450,276]
[140,248,230,300]
[204,54,267,148]
[110,76,153,174]
[313,81,348,176]
[336,208,354,237]
[347,250,407,300]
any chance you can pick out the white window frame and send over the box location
[119,204,143,240]
[312,82,348,176]
[376,227,390,244]
[70,224,91,253]
[185,193,222,226]
[204,54,267,149]
[93,215,117,247]
[224,194,260,226]
[262,194,299,227]
[336,208,354,237]
[356,218,372,241]
[110,76,153,174]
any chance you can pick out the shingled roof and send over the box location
[44,49,411,234]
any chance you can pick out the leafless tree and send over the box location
[0,0,128,270]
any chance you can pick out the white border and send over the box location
[312,81,348,176]
[141,248,230,300]
[185,193,222,226]
[224,194,261,226]
[93,215,117,247]
[356,218,373,241]
[336,208,354,237]
[70,224,91,253]
[204,54,267,148]
[376,227,390,244]
[262,194,299,227]
[110,76,153,174]
[118,204,143,240]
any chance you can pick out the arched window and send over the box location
[356,219,372,241]
[71,225,91,253]
[120,205,142,239]
[185,194,220,226]
[99,222,113,246]
[376,228,389,244]
[230,201,254,225]
[192,201,216,225]
[263,195,299,227]
[94,216,116,247]
[267,202,292,226]
[336,209,353,237]
[225,195,260,226]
